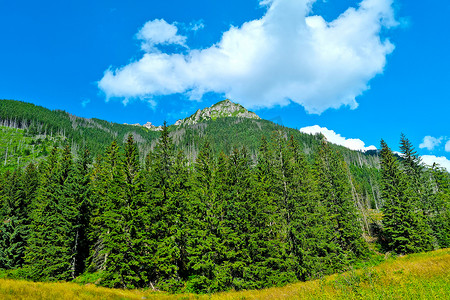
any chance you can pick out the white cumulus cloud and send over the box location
[419,135,443,151]
[445,141,450,152]
[98,0,397,113]
[299,125,377,151]
[136,19,187,52]
[421,155,450,172]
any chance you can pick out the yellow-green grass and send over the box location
[1,249,449,299]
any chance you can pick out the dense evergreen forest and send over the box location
[1,120,449,293]
[0,99,382,210]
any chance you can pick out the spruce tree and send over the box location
[250,135,296,287]
[89,139,142,288]
[399,134,435,247]
[285,136,334,280]
[314,140,367,268]
[119,134,148,287]
[211,151,235,291]
[185,140,222,292]
[89,141,123,269]
[0,169,28,269]
[24,145,78,281]
[71,146,92,277]
[379,139,433,254]
[147,122,187,291]
[222,147,253,290]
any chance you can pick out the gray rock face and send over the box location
[123,121,162,131]
[175,99,260,126]
[142,122,163,131]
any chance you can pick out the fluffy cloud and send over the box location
[136,19,187,52]
[98,0,397,113]
[446,141,450,152]
[299,125,377,151]
[419,135,443,150]
[421,155,450,172]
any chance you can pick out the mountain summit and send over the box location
[175,99,260,126]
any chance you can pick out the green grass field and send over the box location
[1,248,449,299]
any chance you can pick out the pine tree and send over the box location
[399,134,428,211]
[118,134,147,288]
[314,140,367,268]
[0,168,28,269]
[285,136,334,280]
[222,147,253,290]
[399,134,436,247]
[185,140,222,292]
[90,139,141,288]
[24,145,78,281]
[147,122,187,291]
[379,139,433,254]
[71,146,92,277]
[250,135,296,288]
[211,151,235,291]
[22,162,39,213]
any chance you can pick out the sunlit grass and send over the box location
[1,248,449,299]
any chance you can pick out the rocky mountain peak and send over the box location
[174,99,260,126]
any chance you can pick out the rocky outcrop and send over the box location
[123,121,162,131]
[142,122,163,131]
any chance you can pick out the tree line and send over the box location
[0,124,449,293]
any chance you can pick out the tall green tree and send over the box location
[314,140,367,267]
[285,136,333,280]
[24,145,78,281]
[379,139,433,254]
[399,134,428,210]
[185,141,224,292]
[71,146,92,277]
[250,135,296,287]
[146,122,189,291]
[221,147,254,290]
[0,168,28,269]
[89,139,144,288]
[119,134,148,287]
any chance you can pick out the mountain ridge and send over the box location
[122,99,260,130]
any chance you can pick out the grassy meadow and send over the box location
[0,248,449,299]
[0,126,60,172]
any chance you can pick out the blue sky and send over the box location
[0,0,449,169]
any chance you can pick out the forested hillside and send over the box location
[0,99,449,293]
[0,99,381,207]
[0,99,161,157]
[0,99,373,163]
